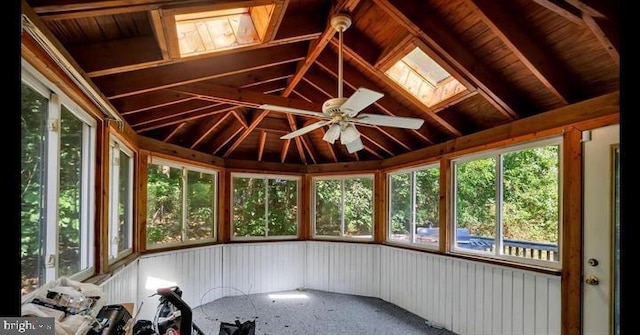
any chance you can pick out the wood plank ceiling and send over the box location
[23,0,620,165]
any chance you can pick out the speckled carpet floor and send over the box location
[191,289,457,335]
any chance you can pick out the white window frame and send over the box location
[386,163,440,249]
[22,60,97,297]
[230,172,300,241]
[108,134,135,263]
[311,174,375,241]
[450,137,563,269]
[146,157,218,249]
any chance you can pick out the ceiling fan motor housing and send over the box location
[322,97,348,116]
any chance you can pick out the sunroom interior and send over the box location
[19,0,623,334]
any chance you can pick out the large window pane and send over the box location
[117,150,132,254]
[344,178,373,237]
[267,179,298,236]
[455,157,496,251]
[232,175,298,239]
[389,173,411,242]
[186,170,215,240]
[21,83,48,295]
[314,176,373,239]
[502,146,559,260]
[147,164,183,244]
[452,139,561,266]
[415,168,439,246]
[233,177,266,237]
[58,107,84,277]
[315,180,341,236]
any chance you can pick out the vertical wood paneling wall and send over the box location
[100,259,138,306]
[222,242,306,297]
[305,241,380,297]
[379,246,561,335]
[136,245,224,321]
[100,242,560,334]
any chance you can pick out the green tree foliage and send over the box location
[21,84,47,293]
[315,177,373,236]
[232,176,298,237]
[147,164,183,244]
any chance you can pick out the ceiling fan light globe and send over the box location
[340,124,360,144]
[323,124,341,144]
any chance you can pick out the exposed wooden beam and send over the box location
[208,124,243,156]
[114,90,196,115]
[530,0,585,26]
[94,42,308,99]
[188,113,233,149]
[285,114,308,164]
[564,0,607,19]
[258,130,267,161]
[231,109,249,128]
[29,0,219,16]
[223,110,271,157]
[468,0,581,104]
[172,82,323,113]
[163,123,185,142]
[149,10,170,61]
[582,13,619,66]
[375,0,531,118]
[134,104,237,132]
[125,99,222,127]
[280,139,291,163]
[298,136,318,164]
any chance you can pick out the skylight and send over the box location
[385,47,466,107]
[174,6,274,57]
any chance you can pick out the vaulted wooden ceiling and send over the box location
[22,0,619,165]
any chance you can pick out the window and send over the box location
[146,158,217,247]
[313,175,374,240]
[231,174,299,239]
[108,135,134,262]
[21,62,97,296]
[169,4,279,58]
[452,138,561,267]
[384,45,466,108]
[388,164,440,248]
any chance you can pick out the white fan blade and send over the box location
[345,137,364,153]
[260,104,327,118]
[354,113,424,129]
[281,120,331,140]
[340,87,384,117]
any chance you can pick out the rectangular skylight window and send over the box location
[174,6,274,57]
[385,47,466,107]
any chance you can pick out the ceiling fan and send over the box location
[259,13,425,153]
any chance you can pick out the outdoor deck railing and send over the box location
[463,236,559,261]
[415,227,559,262]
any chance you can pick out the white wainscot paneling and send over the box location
[136,245,223,322]
[304,241,380,297]
[100,260,138,306]
[223,242,305,297]
[379,246,561,335]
